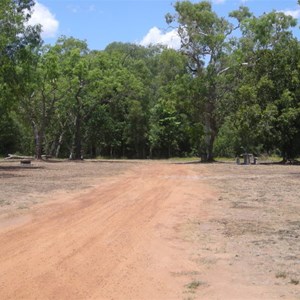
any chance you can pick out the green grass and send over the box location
[168,157,200,162]
[259,154,282,162]
[214,156,236,162]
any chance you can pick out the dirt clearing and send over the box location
[0,160,299,299]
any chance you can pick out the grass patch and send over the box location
[168,157,200,162]
[290,278,299,285]
[214,156,236,162]
[172,271,201,277]
[18,205,29,210]
[275,271,287,279]
[215,154,288,163]
[185,280,205,291]
[0,199,11,206]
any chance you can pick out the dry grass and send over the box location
[190,163,300,299]
[0,159,134,218]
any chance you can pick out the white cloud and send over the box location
[282,9,300,19]
[27,1,59,38]
[140,27,181,49]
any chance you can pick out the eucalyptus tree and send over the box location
[95,59,146,158]
[224,9,300,159]
[149,48,193,157]
[104,43,162,158]
[19,43,76,159]
[0,0,41,155]
[50,37,95,159]
[51,39,147,159]
[166,1,250,161]
[0,0,41,106]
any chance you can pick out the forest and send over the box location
[1,0,300,161]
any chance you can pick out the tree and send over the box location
[225,10,300,160]
[124,100,148,158]
[50,39,148,159]
[13,44,67,159]
[149,48,193,157]
[0,0,41,105]
[49,37,97,159]
[166,1,244,161]
[104,43,163,158]
[0,0,42,156]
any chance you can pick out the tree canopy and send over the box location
[1,0,300,161]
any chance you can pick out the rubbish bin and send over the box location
[243,153,251,165]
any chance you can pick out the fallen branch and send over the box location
[5,154,34,160]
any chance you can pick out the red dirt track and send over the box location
[0,163,214,299]
[0,161,299,299]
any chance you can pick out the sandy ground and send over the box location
[0,159,299,299]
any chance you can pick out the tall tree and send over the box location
[149,48,193,158]
[17,45,64,159]
[166,1,247,161]
[51,37,94,159]
[0,0,42,157]
[104,43,162,158]
[226,9,299,160]
[0,0,41,105]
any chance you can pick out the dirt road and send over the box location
[0,162,299,299]
[0,163,212,299]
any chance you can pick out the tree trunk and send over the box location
[202,98,217,162]
[73,115,82,160]
[32,122,43,159]
[55,131,64,158]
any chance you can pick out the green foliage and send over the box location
[1,1,300,161]
[214,119,237,157]
[149,103,182,157]
[166,0,240,161]
[0,0,41,91]
[215,7,300,160]
[0,112,21,155]
[0,0,42,157]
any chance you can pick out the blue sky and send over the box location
[29,0,300,50]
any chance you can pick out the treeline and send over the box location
[1,0,300,161]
